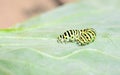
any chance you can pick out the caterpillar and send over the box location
[57,28,96,46]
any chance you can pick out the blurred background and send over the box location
[0,0,76,29]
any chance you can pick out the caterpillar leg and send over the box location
[76,39,85,46]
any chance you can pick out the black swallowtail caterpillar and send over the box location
[57,28,96,46]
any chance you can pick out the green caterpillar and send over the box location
[57,28,96,46]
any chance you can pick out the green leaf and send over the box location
[0,0,120,75]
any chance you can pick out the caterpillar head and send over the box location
[57,34,69,43]
[57,35,64,43]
